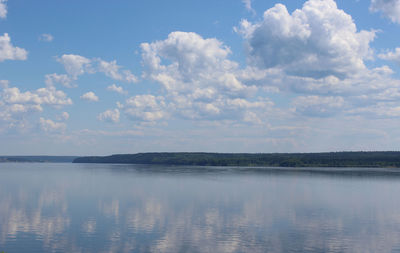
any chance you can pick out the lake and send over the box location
[1,163,400,253]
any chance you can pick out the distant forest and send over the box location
[73,152,400,167]
[0,156,78,163]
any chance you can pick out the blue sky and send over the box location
[1,0,400,155]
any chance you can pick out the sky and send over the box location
[1,0,400,155]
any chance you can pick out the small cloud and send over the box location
[0,33,28,62]
[97,109,120,123]
[107,84,126,94]
[39,117,66,133]
[97,59,139,83]
[80,92,99,102]
[39,33,54,42]
[370,0,400,24]
[57,54,92,79]
[378,48,400,65]
[56,112,70,121]
[0,0,7,19]
[0,79,9,88]
[242,0,255,14]
[45,73,75,88]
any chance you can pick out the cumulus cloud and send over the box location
[80,92,99,102]
[0,84,72,132]
[236,0,375,79]
[2,85,72,107]
[56,54,138,85]
[0,0,7,19]
[120,95,167,122]
[378,48,400,65]
[107,84,126,94]
[57,54,92,79]
[370,0,400,24]
[0,33,28,62]
[140,31,270,123]
[38,33,54,42]
[229,0,400,121]
[45,73,74,88]
[97,60,138,83]
[39,118,66,133]
[97,109,120,123]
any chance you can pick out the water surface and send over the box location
[1,163,400,253]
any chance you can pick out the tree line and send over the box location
[73,152,400,167]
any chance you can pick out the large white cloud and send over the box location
[370,0,400,24]
[140,31,271,123]
[0,33,28,62]
[236,0,375,79]
[232,0,400,121]
[0,0,7,19]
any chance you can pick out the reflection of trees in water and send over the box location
[1,164,400,252]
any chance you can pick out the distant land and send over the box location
[0,156,78,163]
[73,152,400,168]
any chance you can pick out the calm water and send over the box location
[1,164,400,253]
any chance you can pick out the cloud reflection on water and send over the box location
[1,163,400,252]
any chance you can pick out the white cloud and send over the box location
[230,0,400,120]
[242,0,255,14]
[236,0,375,79]
[370,0,400,24]
[97,109,120,123]
[0,80,8,88]
[121,95,167,122]
[347,102,400,118]
[39,118,66,133]
[0,84,72,132]
[0,0,7,19]
[292,96,345,117]
[60,112,69,121]
[107,84,126,94]
[56,54,138,84]
[78,129,143,137]
[0,33,28,62]
[57,54,92,79]
[2,85,72,107]
[80,92,99,102]
[97,60,138,83]
[140,31,268,123]
[45,73,74,88]
[38,33,54,42]
[378,48,400,65]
